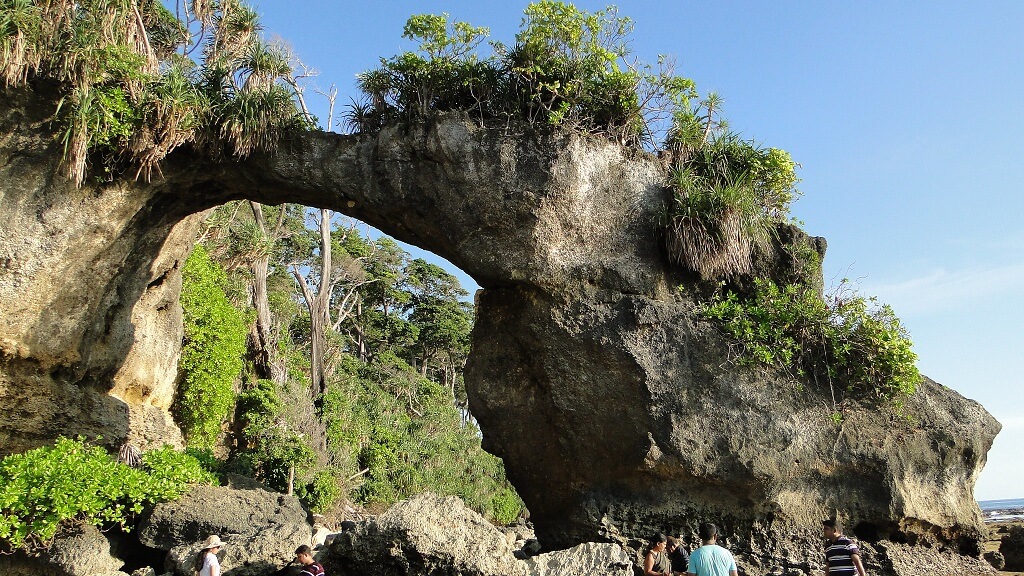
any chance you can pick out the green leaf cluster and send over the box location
[665,95,801,279]
[0,438,215,552]
[700,278,921,407]
[320,352,524,523]
[352,2,672,146]
[0,0,302,184]
[177,245,250,450]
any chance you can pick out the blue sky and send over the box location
[250,1,1023,500]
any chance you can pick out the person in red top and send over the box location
[295,545,325,576]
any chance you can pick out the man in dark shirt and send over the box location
[667,536,689,574]
[822,519,867,576]
[295,545,325,576]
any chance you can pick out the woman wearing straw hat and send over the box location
[193,535,224,576]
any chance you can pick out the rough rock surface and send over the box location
[984,549,1005,570]
[0,84,1002,573]
[164,530,302,576]
[137,484,311,551]
[524,542,632,576]
[0,523,126,576]
[327,492,527,576]
[874,540,997,576]
[1001,525,1024,571]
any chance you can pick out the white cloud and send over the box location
[859,262,1024,316]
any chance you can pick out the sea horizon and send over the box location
[977,497,1024,511]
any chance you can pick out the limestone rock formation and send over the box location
[0,523,126,576]
[137,484,311,552]
[0,84,1001,573]
[327,492,528,576]
[1000,525,1024,571]
[523,542,633,576]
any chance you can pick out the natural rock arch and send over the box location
[0,86,999,571]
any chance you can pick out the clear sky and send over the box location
[249,1,1023,500]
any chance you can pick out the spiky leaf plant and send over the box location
[0,0,303,185]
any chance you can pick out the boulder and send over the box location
[165,530,305,576]
[137,484,311,551]
[983,550,1005,570]
[873,540,997,576]
[1001,525,1024,570]
[327,492,527,576]
[523,542,632,576]
[0,523,126,576]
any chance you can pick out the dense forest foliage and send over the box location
[179,201,522,522]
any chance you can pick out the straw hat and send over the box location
[201,535,225,549]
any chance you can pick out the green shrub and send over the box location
[700,278,920,407]
[664,103,801,280]
[297,468,342,513]
[0,0,300,185]
[177,245,249,450]
[352,2,659,147]
[234,379,315,492]
[490,487,525,526]
[0,438,215,552]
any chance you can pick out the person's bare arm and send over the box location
[644,552,657,576]
[852,552,867,576]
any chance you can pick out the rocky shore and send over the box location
[0,483,1010,576]
[984,516,1024,576]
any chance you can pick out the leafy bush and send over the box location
[0,438,215,552]
[177,245,249,450]
[700,278,920,407]
[297,468,342,514]
[234,378,316,494]
[315,351,523,523]
[351,2,673,147]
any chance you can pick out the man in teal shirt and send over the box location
[687,523,738,576]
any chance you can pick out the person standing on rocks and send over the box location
[645,532,674,576]
[295,544,325,576]
[193,535,224,576]
[822,519,867,576]
[667,536,690,574]
[686,523,737,576]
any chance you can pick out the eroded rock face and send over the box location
[0,85,1000,572]
[0,87,195,453]
[137,484,311,551]
[0,523,126,576]
[328,492,528,576]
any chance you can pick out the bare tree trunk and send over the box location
[293,208,334,398]
[248,201,284,383]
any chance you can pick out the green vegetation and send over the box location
[0,0,304,185]
[664,105,800,279]
[194,204,523,523]
[0,437,215,552]
[700,278,920,408]
[352,2,690,148]
[177,245,249,450]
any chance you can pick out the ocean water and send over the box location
[978,497,1024,521]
